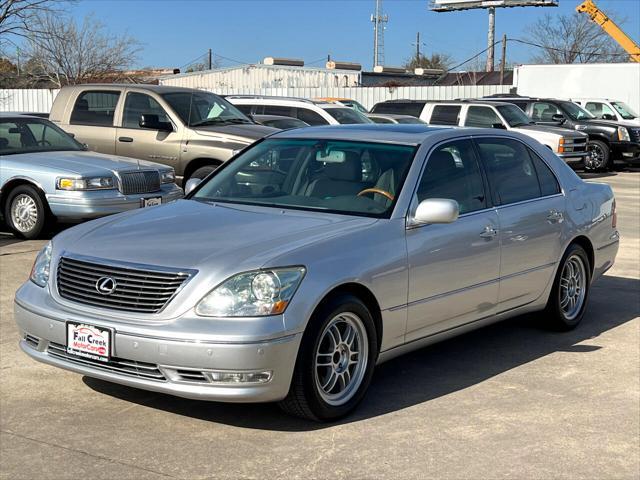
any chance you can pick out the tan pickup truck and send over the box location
[49,84,277,184]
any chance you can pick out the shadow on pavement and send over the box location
[84,274,640,431]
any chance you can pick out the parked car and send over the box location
[48,84,277,185]
[367,113,426,124]
[371,100,590,167]
[0,114,182,239]
[572,98,640,126]
[16,124,619,421]
[252,114,309,130]
[315,98,369,114]
[227,96,373,126]
[482,95,640,170]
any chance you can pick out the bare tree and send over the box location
[0,0,69,48]
[25,12,140,87]
[403,52,453,71]
[525,12,627,64]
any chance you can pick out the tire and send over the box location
[4,185,49,239]
[585,140,610,172]
[279,294,378,422]
[544,244,591,331]
[188,165,219,182]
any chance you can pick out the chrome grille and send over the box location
[25,334,40,348]
[564,137,587,153]
[175,369,209,383]
[119,170,161,195]
[56,256,193,314]
[47,342,166,381]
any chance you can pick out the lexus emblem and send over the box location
[96,276,117,295]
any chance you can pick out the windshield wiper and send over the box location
[191,117,253,127]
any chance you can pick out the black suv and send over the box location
[483,95,640,170]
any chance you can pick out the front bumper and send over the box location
[610,141,640,164]
[14,296,301,403]
[46,184,184,220]
[557,150,589,164]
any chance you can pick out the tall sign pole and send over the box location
[486,7,496,72]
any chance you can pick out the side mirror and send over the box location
[412,198,459,225]
[551,113,565,123]
[491,123,507,130]
[602,113,615,120]
[184,178,202,195]
[139,114,173,132]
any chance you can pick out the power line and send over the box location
[509,38,630,58]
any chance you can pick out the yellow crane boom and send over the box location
[576,0,640,63]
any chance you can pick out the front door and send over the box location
[115,92,182,169]
[406,139,500,342]
[474,137,565,311]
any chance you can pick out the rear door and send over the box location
[427,105,462,126]
[115,91,182,168]
[406,138,500,341]
[474,136,565,312]
[66,90,121,154]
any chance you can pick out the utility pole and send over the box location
[414,32,421,64]
[371,0,388,68]
[486,7,495,72]
[207,49,212,70]
[499,34,507,84]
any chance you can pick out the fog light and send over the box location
[207,370,272,384]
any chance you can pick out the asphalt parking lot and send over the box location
[1,171,638,480]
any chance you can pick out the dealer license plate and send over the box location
[66,322,112,362]
[141,197,162,208]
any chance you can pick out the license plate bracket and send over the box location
[141,197,162,208]
[66,322,113,363]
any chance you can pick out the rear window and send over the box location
[371,102,425,117]
[430,105,461,126]
[324,107,372,124]
[70,91,120,126]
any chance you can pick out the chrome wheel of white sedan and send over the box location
[315,312,369,406]
[559,254,587,321]
[11,194,39,233]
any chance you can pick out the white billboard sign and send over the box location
[431,0,558,11]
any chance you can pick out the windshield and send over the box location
[324,107,373,125]
[560,101,595,121]
[0,118,83,155]
[192,138,416,218]
[396,117,426,124]
[496,104,531,127]
[162,91,251,127]
[341,100,369,114]
[611,101,638,120]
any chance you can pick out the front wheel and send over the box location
[4,185,50,239]
[544,244,591,331]
[279,294,378,421]
[585,140,610,172]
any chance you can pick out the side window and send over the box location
[464,106,503,128]
[296,108,328,126]
[430,105,461,126]
[70,91,120,126]
[585,102,615,119]
[0,121,22,148]
[417,139,487,214]
[235,104,254,115]
[529,150,560,196]
[122,93,169,129]
[475,138,541,205]
[531,102,561,122]
[263,105,295,117]
[26,122,72,146]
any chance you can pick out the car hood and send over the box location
[580,119,623,129]
[192,124,278,143]
[516,124,586,138]
[59,199,377,275]
[7,150,164,175]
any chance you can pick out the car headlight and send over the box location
[196,267,306,317]
[618,127,631,142]
[30,242,52,287]
[57,177,115,190]
[160,170,176,184]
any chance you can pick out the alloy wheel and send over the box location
[559,254,587,321]
[586,143,605,170]
[10,194,39,233]
[314,312,369,406]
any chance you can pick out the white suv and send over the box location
[227,96,372,126]
[371,100,589,165]
[572,98,640,126]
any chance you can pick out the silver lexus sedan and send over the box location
[15,125,619,421]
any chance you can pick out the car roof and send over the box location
[0,112,48,119]
[59,83,212,95]
[269,124,455,145]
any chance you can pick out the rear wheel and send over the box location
[4,185,50,239]
[544,244,591,331]
[585,140,610,171]
[279,294,378,421]
[187,165,220,183]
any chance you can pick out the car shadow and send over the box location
[83,274,639,431]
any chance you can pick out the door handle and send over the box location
[118,136,133,143]
[479,225,498,239]
[547,209,564,223]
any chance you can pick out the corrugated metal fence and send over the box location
[0,85,511,113]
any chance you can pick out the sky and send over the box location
[62,0,640,71]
